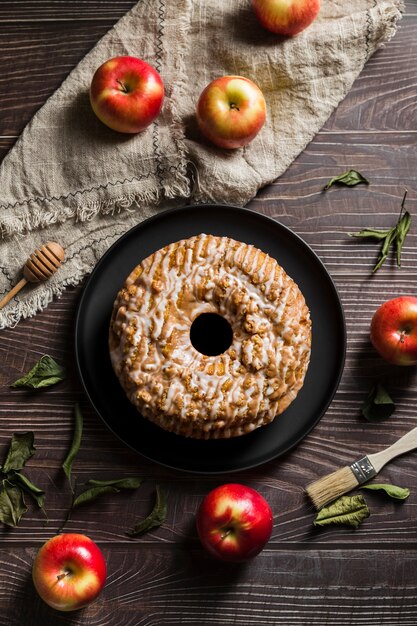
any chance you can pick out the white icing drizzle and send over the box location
[109,234,312,439]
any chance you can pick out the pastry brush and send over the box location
[305,425,417,510]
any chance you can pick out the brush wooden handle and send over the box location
[368,426,417,472]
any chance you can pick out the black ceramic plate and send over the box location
[75,204,346,474]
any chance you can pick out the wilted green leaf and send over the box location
[360,483,410,500]
[73,477,143,508]
[2,432,35,473]
[373,228,398,272]
[0,434,46,527]
[127,485,167,537]
[73,486,119,508]
[324,169,369,190]
[87,477,143,489]
[11,355,65,389]
[314,495,370,529]
[395,208,411,267]
[349,191,411,272]
[361,384,395,422]
[62,403,83,493]
[349,227,392,241]
[0,480,28,527]
[9,472,46,508]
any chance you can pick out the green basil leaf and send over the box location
[127,485,167,537]
[361,384,395,421]
[87,477,143,490]
[324,169,369,190]
[2,432,35,473]
[360,483,410,500]
[314,495,370,529]
[62,403,83,493]
[9,472,46,508]
[11,355,65,389]
[0,480,28,527]
[73,486,120,508]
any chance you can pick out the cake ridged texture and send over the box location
[109,234,312,439]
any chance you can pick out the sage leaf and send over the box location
[73,486,120,508]
[3,432,35,473]
[361,384,395,422]
[127,485,167,537]
[87,477,143,489]
[349,190,411,272]
[324,169,369,190]
[0,480,28,527]
[360,483,410,500]
[395,208,411,267]
[11,355,65,389]
[73,477,143,508]
[314,495,370,529]
[349,227,392,241]
[62,403,83,493]
[0,435,45,527]
[9,472,46,508]
[373,228,397,272]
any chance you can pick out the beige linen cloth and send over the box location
[0,0,403,328]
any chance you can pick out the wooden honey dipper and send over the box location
[0,242,65,310]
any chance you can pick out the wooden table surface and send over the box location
[1,2,417,625]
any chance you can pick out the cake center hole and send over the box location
[190,313,233,356]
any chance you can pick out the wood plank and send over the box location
[403,0,417,15]
[0,1,138,21]
[0,282,416,548]
[0,22,120,138]
[0,0,414,21]
[0,2,416,625]
[324,28,417,133]
[0,3,415,143]
[1,547,417,625]
[1,118,416,547]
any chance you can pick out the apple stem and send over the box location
[400,330,406,344]
[56,571,70,582]
[220,528,233,540]
[116,79,129,94]
[230,103,240,111]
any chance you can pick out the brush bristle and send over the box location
[305,466,360,510]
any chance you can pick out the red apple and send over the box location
[370,296,417,366]
[32,533,107,611]
[252,0,320,37]
[90,56,164,133]
[196,483,273,562]
[196,76,266,149]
